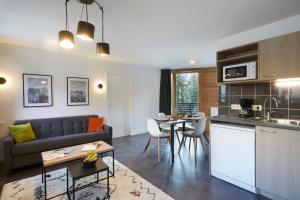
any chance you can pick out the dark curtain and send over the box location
[159,69,171,115]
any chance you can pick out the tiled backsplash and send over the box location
[218,82,300,119]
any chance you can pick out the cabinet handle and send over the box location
[264,73,278,77]
[259,129,276,134]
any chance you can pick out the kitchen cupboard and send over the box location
[216,31,300,84]
[256,126,300,200]
[259,31,300,81]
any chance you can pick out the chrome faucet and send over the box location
[263,96,279,121]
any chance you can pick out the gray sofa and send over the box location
[2,115,112,170]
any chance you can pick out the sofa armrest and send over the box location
[103,124,112,145]
[1,134,14,170]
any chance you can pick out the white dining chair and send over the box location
[157,113,180,143]
[145,118,171,162]
[178,117,207,161]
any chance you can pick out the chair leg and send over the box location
[189,137,192,152]
[178,136,185,153]
[157,137,161,162]
[199,135,206,155]
[193,136,197,162]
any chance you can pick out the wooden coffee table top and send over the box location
[41,141,114,167]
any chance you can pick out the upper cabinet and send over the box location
[217,31,300,84]
[259,31,300,81]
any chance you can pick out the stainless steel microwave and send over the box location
[223,61,256,82]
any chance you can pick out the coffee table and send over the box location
[67,160,110,200]
[41,141,114,200]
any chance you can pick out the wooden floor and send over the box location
[0,133,269,200]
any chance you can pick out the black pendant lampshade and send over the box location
[77,21,95,41]
[58,30,75,49]
[96,42,110,56]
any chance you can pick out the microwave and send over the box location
[223,61,256,82]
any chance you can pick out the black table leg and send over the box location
[171,124,175,164]
[42,167,44,183]
[112,150,115,177]
[183,122,186,132]
[67,169,69,195]
[73,180,75,200]
[44,167,47,200]
[107,169,110,199]
[143,137,151,152]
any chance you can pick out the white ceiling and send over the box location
[0,0,300,68]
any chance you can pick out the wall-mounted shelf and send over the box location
[217,43,259,84]
[218,52,258,64]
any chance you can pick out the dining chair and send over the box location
[157,113,180,143]
[145,118,171,162]
[178,117,207,161]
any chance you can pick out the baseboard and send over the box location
[211,170,257,194]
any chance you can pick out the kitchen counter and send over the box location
[211,115,300,131]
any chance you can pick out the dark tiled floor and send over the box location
[0,134,269,200]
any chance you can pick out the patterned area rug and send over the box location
[1,157,173,200]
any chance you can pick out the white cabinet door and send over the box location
[210,124,256,193]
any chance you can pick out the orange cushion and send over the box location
[88,117,97,133]
[88,117,104,133]
[95,117,104,132]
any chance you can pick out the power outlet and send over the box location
[231,104,241,110]
[252,105,262,111]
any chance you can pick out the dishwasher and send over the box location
[210,123,256,193]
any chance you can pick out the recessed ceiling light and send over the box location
[189,60,195,64]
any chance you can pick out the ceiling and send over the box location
[0,0,300,68]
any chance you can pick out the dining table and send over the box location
[156,116,204,164]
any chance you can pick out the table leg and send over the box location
[41,167,44,183]
[171,124,175,164]
[44,167,47,200]
[112,150,115,176]
[183,122,186,132]
[107,169,110,199]
[73,180,75,200]
[97,172,99,183]
[67,169,69,195]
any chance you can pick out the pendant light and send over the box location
[58,0,110,55]
[95,2,110,56]
[77,4,95,41]
[58,0,74,49]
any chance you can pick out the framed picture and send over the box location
[23,74,53,107]
[67,77,89,106]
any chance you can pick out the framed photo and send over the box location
[23,74,53,107]
[67,77,89,106]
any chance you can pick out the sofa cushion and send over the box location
[9,123,36,144]
[63,116,97,135]
[15,118,64,139]
[12,131,109,156]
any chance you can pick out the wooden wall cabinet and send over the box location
[217,31,300,84]
[256,126,300,200]
[259,31,300,81]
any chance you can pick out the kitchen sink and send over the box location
[248,117,300,127]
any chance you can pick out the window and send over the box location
[175,72,199,114]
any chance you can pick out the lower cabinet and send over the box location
[256,126,300,200]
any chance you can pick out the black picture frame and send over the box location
[67,77,89,106]
[23,73,53,108]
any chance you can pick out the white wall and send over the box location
[217,14,300,50]
[0,43,160,138]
